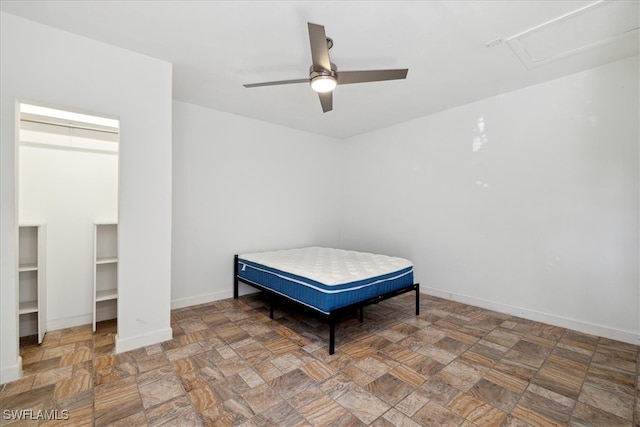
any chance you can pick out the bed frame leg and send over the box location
[415,283,420,315]
[233,255,239,299]
[269,300,274,319]
[329,317,336,355]
[358,307,364,323]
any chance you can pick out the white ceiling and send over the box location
[1,1,638,139]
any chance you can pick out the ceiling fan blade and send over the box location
[308,23,331,71]
[243,78,309,88]
[318,91,333,113]
[337,69,408,85]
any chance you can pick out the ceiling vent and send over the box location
[505,0,639,68]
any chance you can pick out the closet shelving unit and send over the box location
[18,223,47,344]
[93,222,118,331]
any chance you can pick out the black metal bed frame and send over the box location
[233,254,420,354]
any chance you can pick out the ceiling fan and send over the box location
[243,22,409,113]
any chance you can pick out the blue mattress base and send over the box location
[233,253,420,355]
[237,257,414,314]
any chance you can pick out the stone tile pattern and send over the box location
[1,294,638,426]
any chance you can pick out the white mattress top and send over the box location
[239,246,413,286]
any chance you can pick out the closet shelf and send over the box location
[96,289,117,302]
[96,257,118,265]
[19,300,38,314]
[19,263,38,272]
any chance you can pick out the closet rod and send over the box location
[20,118,119,135]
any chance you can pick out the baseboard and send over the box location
[171,285,260,310]
[0,356,22,385]
[35,306,116,333]
[115,327,173,354]
[421,286,639,346]
[96,301,117,323]
[47,313,92,331]
[171,289,232,310]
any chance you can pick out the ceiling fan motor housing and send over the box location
[309,62,337,74]
[309,63,338,93]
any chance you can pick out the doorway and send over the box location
[17,102,119,344]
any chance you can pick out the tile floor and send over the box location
[1,293,638,426]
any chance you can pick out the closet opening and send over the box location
[17,102,120,347]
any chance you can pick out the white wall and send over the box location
[1,12,173,383]
[342,56,639,344]
[171,101,343,308]
[19,130,118,332]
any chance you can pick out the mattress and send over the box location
[237,246,414,314]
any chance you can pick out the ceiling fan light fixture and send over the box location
[310,74,337,93]
[243,23,408,113]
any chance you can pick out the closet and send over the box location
[18,103,119,342]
